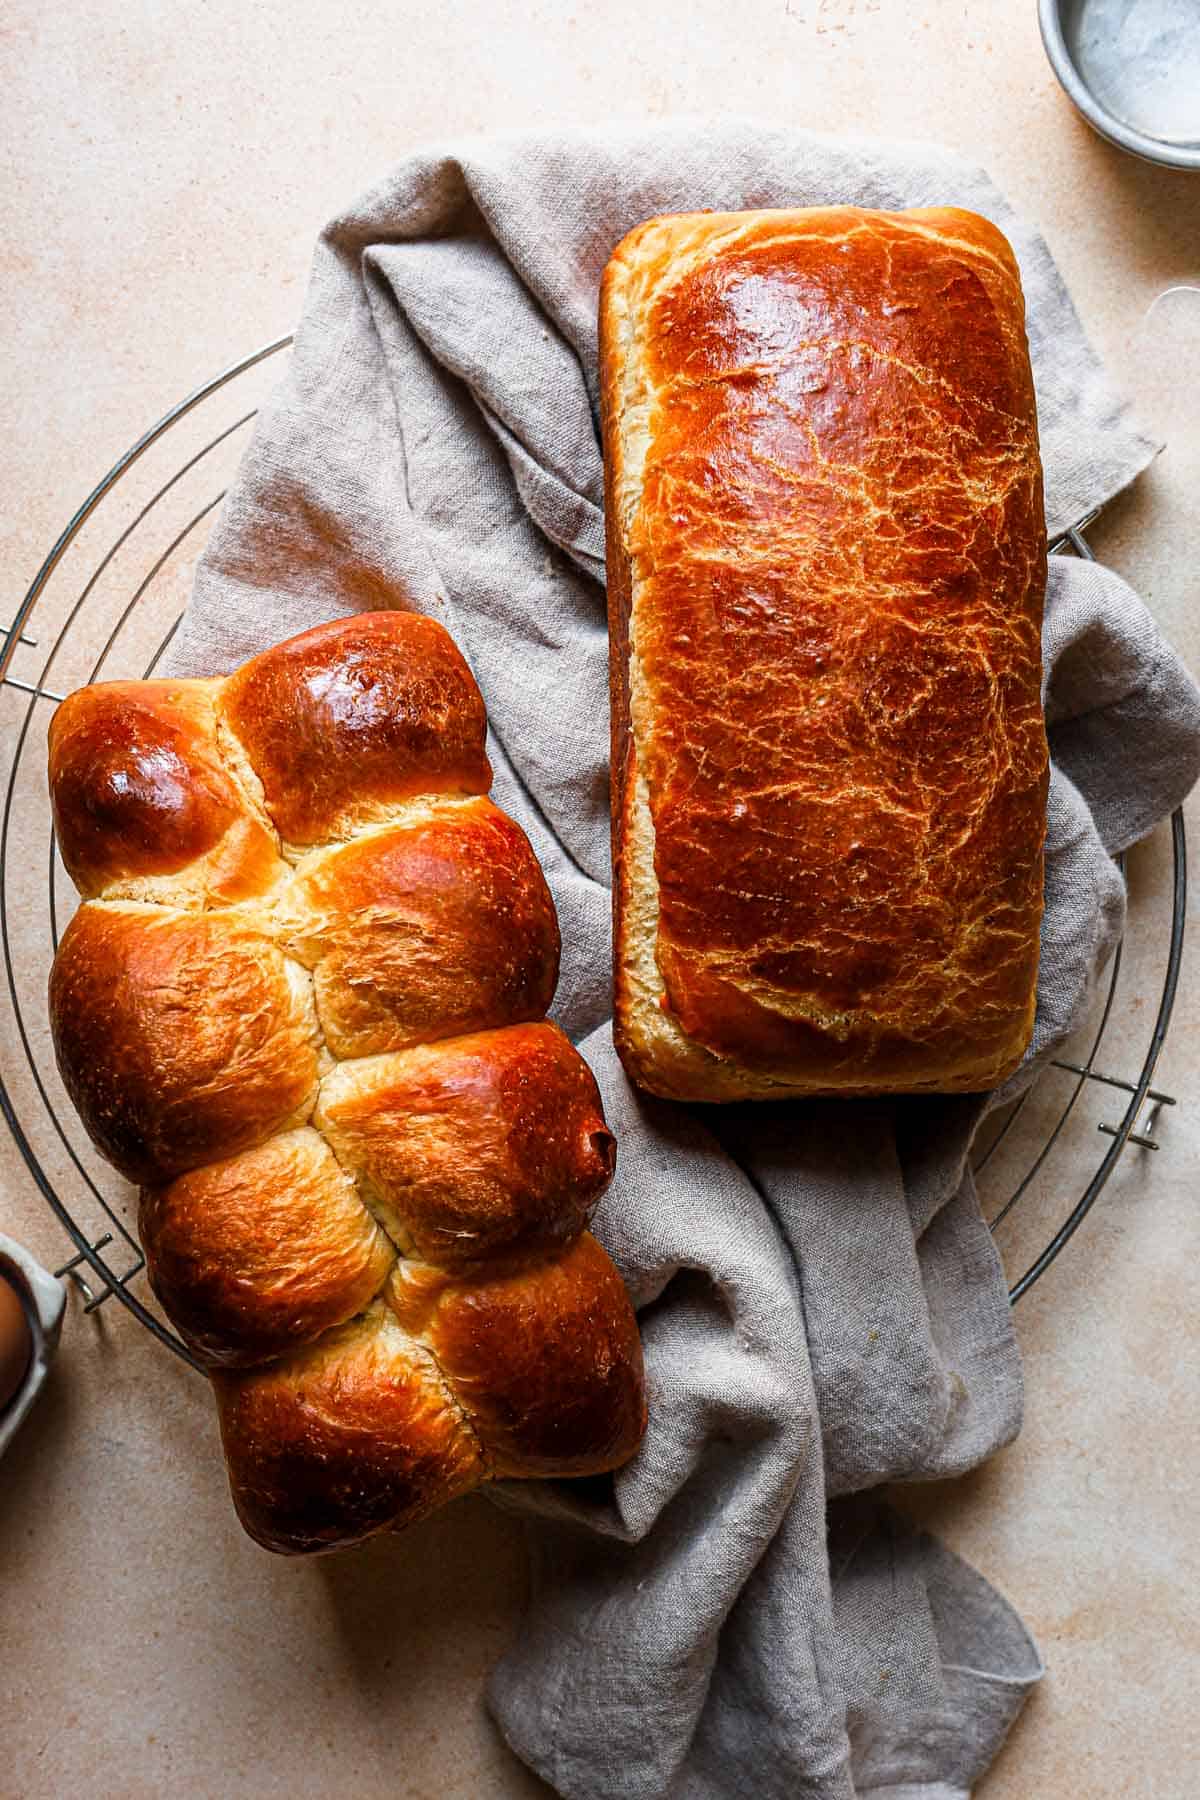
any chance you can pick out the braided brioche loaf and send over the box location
[48,612,646,1553]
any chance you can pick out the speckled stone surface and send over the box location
[2,2,1198,1795]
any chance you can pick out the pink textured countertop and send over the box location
[2,3,1198,1795]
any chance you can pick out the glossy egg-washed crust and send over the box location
[601,207,1049,1100]
[47,612,645,1552]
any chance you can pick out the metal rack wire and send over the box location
[0,341,1186,1370]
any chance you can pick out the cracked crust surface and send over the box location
[601,206,1048,1100]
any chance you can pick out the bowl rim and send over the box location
[1038,0,1200,172]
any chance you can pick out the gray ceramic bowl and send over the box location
[1039,0,1200,171]
[0,1236,65,1458]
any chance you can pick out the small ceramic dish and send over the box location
[1039,0,1200,171]
[0,1235,65,1456]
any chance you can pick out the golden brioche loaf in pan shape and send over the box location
[601,207,1049,1101]
[48,611,645,1551]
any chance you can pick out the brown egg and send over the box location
[0,1272,33,1412]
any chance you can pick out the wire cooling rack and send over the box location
[0,340,1186,1371]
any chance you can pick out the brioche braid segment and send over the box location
[48,613,645,1552]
